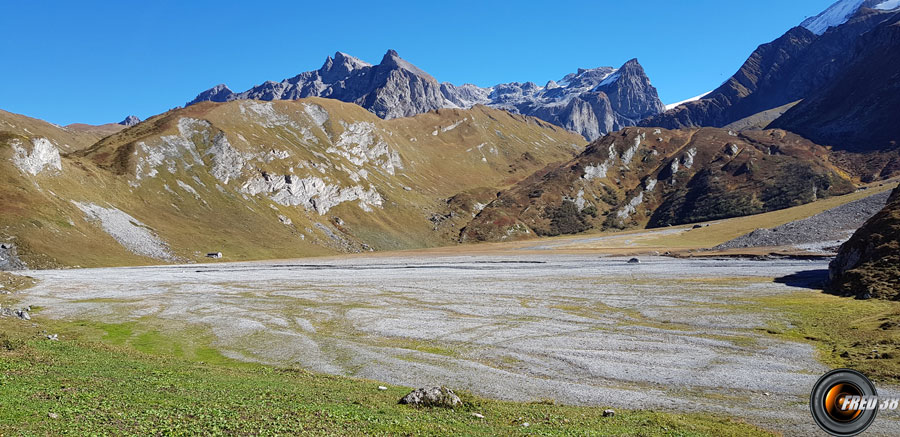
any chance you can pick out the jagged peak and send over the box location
[378,49,434,80]
[118,115,141,126]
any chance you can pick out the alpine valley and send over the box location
[1,0,899,284]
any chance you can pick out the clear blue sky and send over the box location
[0,0,835,125]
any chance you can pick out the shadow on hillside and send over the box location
[774,269,829,290]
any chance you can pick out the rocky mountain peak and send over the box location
[189,84,235,105]
[320,51,370,81]
[185,49,664,139]
[377,49,434,80]
[118,115,141,126]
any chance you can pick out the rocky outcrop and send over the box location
[10,137,62,176]
[189,50,664,140]
[828,184,900,300]
[0,243,25,271]
[460,127,855,242]
[399,386,461,408]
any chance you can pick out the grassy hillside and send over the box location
[0,99,584,268]
[461,127,854,242]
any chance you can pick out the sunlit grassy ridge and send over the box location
[0,99,584,268]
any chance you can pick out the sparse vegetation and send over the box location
[757,291,900,384]
[0,317,770,436]
[540,200,592,236]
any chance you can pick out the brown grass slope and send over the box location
[460,127,854,242]
[0,99,583,268]
[829,184,900,300]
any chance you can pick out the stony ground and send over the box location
[16,255,900,435]
[714,189,891,252]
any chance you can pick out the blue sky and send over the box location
[0,0,835,125]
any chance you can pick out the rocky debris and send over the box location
[1,305,31,320]
[471,413,485,419]
[399,386,461,408]
[72,201,175,261]
[118,115,141,126]
[828,184,900,300]
[603,409,616,417]
[0,243,26,270]
[48,413,58,420]
[10,137,62,176]
[47,334,58,341]
[714,190,891,251]
[377,386,387,391]
[627,258,640,264]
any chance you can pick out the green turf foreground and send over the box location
[0,316,770,436]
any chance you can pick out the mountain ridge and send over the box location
[188,50,664,141]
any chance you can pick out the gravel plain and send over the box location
[18,255,900,435]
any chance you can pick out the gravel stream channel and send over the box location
[18,255,900,435]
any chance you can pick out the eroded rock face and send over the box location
[241,173,382,215]
[11,137,62,176]
[399,386,461,408]
[828,185,900,300]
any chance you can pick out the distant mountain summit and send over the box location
[188,50,664,140]
[118,115,141,126]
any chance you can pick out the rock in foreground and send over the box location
[829,184,900,300]
[399,386,461,408]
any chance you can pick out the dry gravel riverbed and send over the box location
[17,255,900,435]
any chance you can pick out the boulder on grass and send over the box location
[399,386,461,408]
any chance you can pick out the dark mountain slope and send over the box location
[770,14,900,154]
[641,7,899,131]
[829,184,900,300]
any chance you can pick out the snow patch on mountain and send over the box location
[665,91,712,110]
[801,0,866,35]
[875,0,900,9]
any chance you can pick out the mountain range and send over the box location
[187,50,665,141]
[2,0,900,267]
